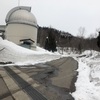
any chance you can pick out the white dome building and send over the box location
[5,6,38,49]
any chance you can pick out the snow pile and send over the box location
[0,38,61,66]
[72,50,100,100]
[1,36,100,100]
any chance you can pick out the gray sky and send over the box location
[0,0,100,37]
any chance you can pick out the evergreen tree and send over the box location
[44,30,57,52]
[44,37,49,50]
[97,31,100,48]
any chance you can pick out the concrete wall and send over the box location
[5,23,37,48]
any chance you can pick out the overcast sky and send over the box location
[0,0,100,37]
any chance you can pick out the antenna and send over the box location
[18,0,20,6]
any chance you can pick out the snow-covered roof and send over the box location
[5,6,37,28]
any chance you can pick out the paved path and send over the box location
[4,67,47,100]
[0,75,14,100]
[46,57,78,92]
[20,57,78,100]
[0,66,47,100]
[0,57,78,100]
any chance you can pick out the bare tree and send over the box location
[96,28,100,33]
[76,27,86,53]
[77,27,86,38]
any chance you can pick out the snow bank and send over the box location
[0,38,61,66]
[1,37,100,100]
[72,50,100,100]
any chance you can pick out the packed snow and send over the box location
[0,37,100,100]
[0,37,61,66]
[56,48,100,100]
[71,50,100,100]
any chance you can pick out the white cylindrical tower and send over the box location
[5,6,38,49]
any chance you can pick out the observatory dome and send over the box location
[6,7,37,27]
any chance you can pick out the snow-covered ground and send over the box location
[71,50,100,100]
[0,37,100,100]
[0,37,61,66]
[57,48,100,100]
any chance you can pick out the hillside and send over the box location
[37,26,73,47]
[37,26,99,52]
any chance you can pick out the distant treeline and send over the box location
[37,26,100,53]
